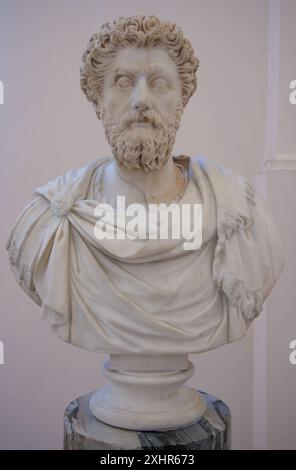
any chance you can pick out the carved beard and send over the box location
[100,101,184,172]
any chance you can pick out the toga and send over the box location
[6,155,285,354]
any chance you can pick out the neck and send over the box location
[115,157,181,204]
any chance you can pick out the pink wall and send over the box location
[1,0,291,449]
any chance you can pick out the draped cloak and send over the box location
[6,155,285,354]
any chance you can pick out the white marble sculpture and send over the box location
[7,15,285,431]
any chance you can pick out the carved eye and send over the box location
[116,76,133,88]
[151,78,168,89]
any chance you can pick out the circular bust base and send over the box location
[89,360,207,431]
[64,391,231,450]
[89,385,207,431]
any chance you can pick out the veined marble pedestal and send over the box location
[64,391,231,450]
[64,354,231,449]
[89,354,206,431]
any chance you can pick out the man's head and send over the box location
[80,15,199,171]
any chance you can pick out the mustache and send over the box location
[118,110,164,130]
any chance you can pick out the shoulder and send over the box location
[33,155,113,202]
[191,155,234,177]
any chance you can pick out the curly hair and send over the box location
[80,15,199,119]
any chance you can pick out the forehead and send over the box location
[105,46,179,77]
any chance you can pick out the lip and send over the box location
[132,120,152,128]
[133,122,151,127]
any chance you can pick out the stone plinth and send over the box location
[64,391,231,450]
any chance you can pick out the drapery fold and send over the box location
[6,155,285,353]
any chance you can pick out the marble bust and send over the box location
[6,15,285,430]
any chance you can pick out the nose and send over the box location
[132,76,151,112]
